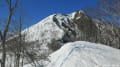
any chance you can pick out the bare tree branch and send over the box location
[12,0,19,12]
[0,31,3,40]
[0,0,19,67]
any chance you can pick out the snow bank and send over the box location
[47,41,120,67]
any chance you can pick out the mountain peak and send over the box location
[69,10,86,20]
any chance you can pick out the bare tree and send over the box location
[99,0,120,16]
[99,0,120,25]
[0,0,19,67]
[85,0,120,25]
[14,15,23,67]
[8,12,25,67]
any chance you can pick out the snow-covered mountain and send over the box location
[22,10,120,52]
[16,10,120,64]
[24,11,83,43]
[22,11,84,56]
[4,10,120,67]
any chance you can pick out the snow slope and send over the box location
[21,12,82,55]
[23,11,83,43]
[47,41,120,67]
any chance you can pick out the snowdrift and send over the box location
[47,41,120,67]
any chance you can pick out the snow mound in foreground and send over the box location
[47,41,120,67]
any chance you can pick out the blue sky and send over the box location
[0,0,98,28]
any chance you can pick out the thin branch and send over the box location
[3,0,19,38]
[6,0,19,12]
[12,0,19,12]
[6,0,12,10]
[0,31,3,40]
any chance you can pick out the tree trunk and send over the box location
[1,12,12,67]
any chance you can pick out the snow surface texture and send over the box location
[47,41,120,67]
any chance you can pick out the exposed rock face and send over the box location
[72,11,98,42]
[72,11,120,48]
[94,21,120,48]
